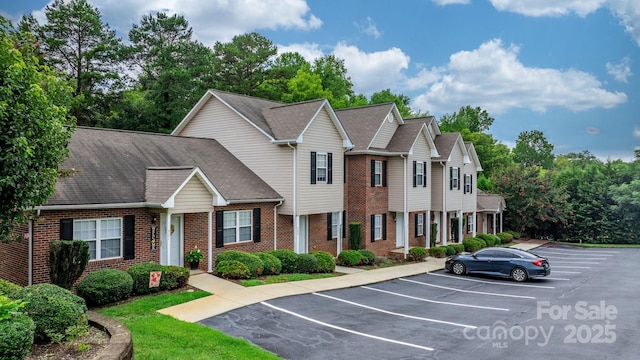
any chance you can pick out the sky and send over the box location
[2,0,639,161]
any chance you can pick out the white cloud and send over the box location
[634,126,640,138]
[606,56,633,83]
[412,39,627,114]
[489,0,606,17]
[91,0,321,45]
[356,17,381,39]
[332,42,411,95]
[277,42,324,62]
[432,0,471,5]
[608,0,640,47]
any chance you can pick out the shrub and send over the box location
[0,279,21,297]
[160,266,190,291]
[215,260,251,279]
[492,235,502,245]
[0,308,34,360]
[311,251,336,273]
[349,222,362,250]
[76,269,133,306]
[11,284,87,343]
[462,238,483,252]
[506,230,521,239]
[497,232,514,243]
[452,244,465,254]
[476,238,487,248]
[445,245,456,256]
[296,253,318,274]
[477,233,496,247]
[408,247,427,261]
[337,250,363,266]
[428,246,447,258]
[358,249,376,265]
[49,240,90,290]
[256,253,282,275]
[127,262,165,296]
[267,249,299,273]
[216,251,264,278]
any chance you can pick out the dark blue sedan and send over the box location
[445,247,550,282]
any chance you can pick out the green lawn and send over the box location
[240,272,338,286]
[97,290,280,360]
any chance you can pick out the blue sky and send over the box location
[3,0,639,161]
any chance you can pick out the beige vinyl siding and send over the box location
[370,115,399,149]
[172,177,213,213]
[431,162,444,211]
[463,162,478,213]
[388,157,404,212]
[445,144,465,212]
[407,136,431,212]
[297,109,345,214]
[177,97,294,213]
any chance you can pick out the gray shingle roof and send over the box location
[432,132,461,161]
[335,103,395,152]
[46,127,282,206]
[477,193,506,212]
[262,99,328,140]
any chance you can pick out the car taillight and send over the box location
[532,259,545,267]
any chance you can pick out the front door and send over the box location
[395,212,404,248]
[160,214,183,266]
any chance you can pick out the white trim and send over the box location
[163,167,226,208]
[366,104,404,150]
[74,217,123,261]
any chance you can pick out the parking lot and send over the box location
[200,245,640,359]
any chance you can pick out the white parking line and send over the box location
[545,277,570,281]
[554,261,600,264]
[535,249,617,255]
[399,278,536,299]
[542,256,609,261]
[261,301,435,352]
[426,273,555,289]
[552,270,581,274]
[313,293,477,329]
[361,286,510,311]
[553,266,591,269]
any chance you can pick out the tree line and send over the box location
[2,0,638,244]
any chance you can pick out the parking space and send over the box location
[200,245,640,359]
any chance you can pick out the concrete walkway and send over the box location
[158,242,544,322]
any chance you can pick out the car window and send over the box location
[475,250,495,258]
[495,250,519,258]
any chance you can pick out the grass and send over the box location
[241,272,337,287]
[97,290,280,360]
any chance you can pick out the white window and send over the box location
[73,218,122,260]
[464,174,472,193]
[223,210,252,244]
[332,212,340,238]
[417,213,424,236]
[316,153,327,182]
[452,167,459,189]
[374,214,382,240]
[416,162,424,187]
[467,215,475,233]
[374,160,382,186]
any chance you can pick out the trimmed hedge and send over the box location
[476,233,496,247]
[0,279,21,297]
[428,246,448,258]
[445,245,456,256]
[497,232,514,243]
[311,251,336,273]
[452,244,465,254]
[215,260,251,279]
[127,262,165,296]
[256,253,282,275]
[160,266,190,291]
[337,250,363,266]
[216,250,264,278]
[267,249,299,273]
[296,253,318,274]
[462,238,483,252]
[77,269,133,306]
[408,247,427,261]
[11,284,87,343]
[0,311,34,360]
[506,230,521,239]
[358,249,376,265]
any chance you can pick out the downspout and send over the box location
[208,211,213,272]
[287,142,298,253]
[28,219,34,285]
[401,155,408,259]
[273,200,283,250]
[440,161,447,246]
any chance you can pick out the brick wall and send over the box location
[0,223,30,286]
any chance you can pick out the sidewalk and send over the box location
[158,242,543,322]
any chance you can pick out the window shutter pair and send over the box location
[369,214,387,242]
[326,211,346,240]
[413,161,428,188]
[60,216,135,260]
[370,160,387,187]
[310,152,333,184]
[215,208,261,248]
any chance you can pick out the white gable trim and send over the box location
[163,167,227,208]
[296,99,354,149]
[466,142,483,171]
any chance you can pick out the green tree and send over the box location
[512,130,555,169]
[610,179,640,243]
[438,105,494,133]
[261,52,310,101]
[0,17,74,242]
[462,129,512,178]
[281,68,331,103]
[34,0,123,126]
[369,89,414,118]
[311,54,354,109]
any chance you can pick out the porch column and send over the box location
[337,211,343,256]
[208,211,213,272]
[165,212,172,265]
[293,215,300,254]
[472,211,477,237]
[426,210,431,249]
[500,213,503,232]
[458,209,463,243]
[492,214,497,235]
[441,212,447,246]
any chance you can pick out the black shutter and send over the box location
[327,212,333,240]
[470,174,473,194]
[123,215,135,260]
[423,162,427,188]
[463,174,467,194]
[382,213,387,240]
[310,152,317,184]
[60,218,73,240]
[253,208,261,243]
[342,210,346,238]
[327,152,333,184]
[370,159,376,187]
[414,213,419,237]
[215,211,224,248]
[449,167,453,190]
[370,214,375,242]
[413,161,417,187]
[382,160,387,187]
[458,168,462,190]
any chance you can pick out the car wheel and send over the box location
[452,261,466,275]
[511,267,528,282]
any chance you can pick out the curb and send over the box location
[88,311,133,360]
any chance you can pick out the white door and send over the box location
[298,215,308,253]
[483,214,488,233]
[160,214,183,266]
[395,212,404,248]
[432,212,440,246]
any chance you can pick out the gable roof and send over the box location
[432,132,470,163]
[386,118,439,157]
[173,89,352,147]
[465,142,483,171]
[336,103,405,153]
[477,192,507,212]
[43,127,282,208]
